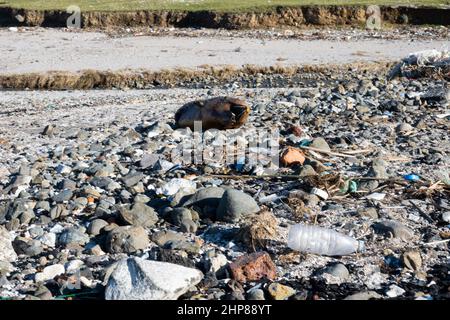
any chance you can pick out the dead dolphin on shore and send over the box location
[175,96,250,130]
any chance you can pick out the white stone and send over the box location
[0,227,17,263]
[105,257,203,300]
[65,260,84,274]
[209,254,228,273]
[386,284,405,298]
[442,211,450,223]
[37,233,56,248]
[35,264,65,282]
[156,178,196,196]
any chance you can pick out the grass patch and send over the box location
[0,0,449,12]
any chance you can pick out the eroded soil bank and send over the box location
[0,5,449,29]
[0,63,392,90]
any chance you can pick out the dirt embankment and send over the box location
[0,63,394,90]
[0,5,449,29]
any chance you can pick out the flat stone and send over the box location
[247,288,265,300]
[35,264,65,283]
[52,189,73,203]
[105,257,203,300]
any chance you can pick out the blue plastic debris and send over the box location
[403,174,420,182]
[299,139,312,147]
[235,156,246,172]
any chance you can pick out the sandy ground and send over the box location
[1,28,449,74]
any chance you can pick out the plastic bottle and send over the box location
[288,224,365,256]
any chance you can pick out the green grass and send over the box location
[0,0,449,12]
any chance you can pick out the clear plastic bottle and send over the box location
[288,224,365,256]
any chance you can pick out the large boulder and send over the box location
[105,257,203,300]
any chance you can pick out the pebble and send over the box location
[372,220,415,241]
[321,263,350,282]
[357,207,379,219]
[267,283,296,300]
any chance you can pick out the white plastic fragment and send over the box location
[365,192,386,201]
[310,187,329,200]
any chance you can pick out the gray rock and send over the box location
[35,201,51,212]
[0,261,14,276]
[151,230,185,247]
[216,189,260,222]
[139,153,160,169]
[180,187,225,208]
[105,257,203,300]
[310,137,330,152]
[88,219,109,236]
[442,211,450,223]
[357,207,379,219]
[58,227,90,246]
[322,263,350,281]
[169,208,192,225]
[29,226,44,238]
[119,203,158,228]
[396,123,413,134]
[372,220,415,241]
[368,158,389,179]
[12,237,43,256]
[180,219,198,233]
[52,189,73,203]
[0,226,17,262]
[299,165,317,177]
[122,171,144,188]
[247,288,265,300]
[49,204,68,220]
[106,226,149,254]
